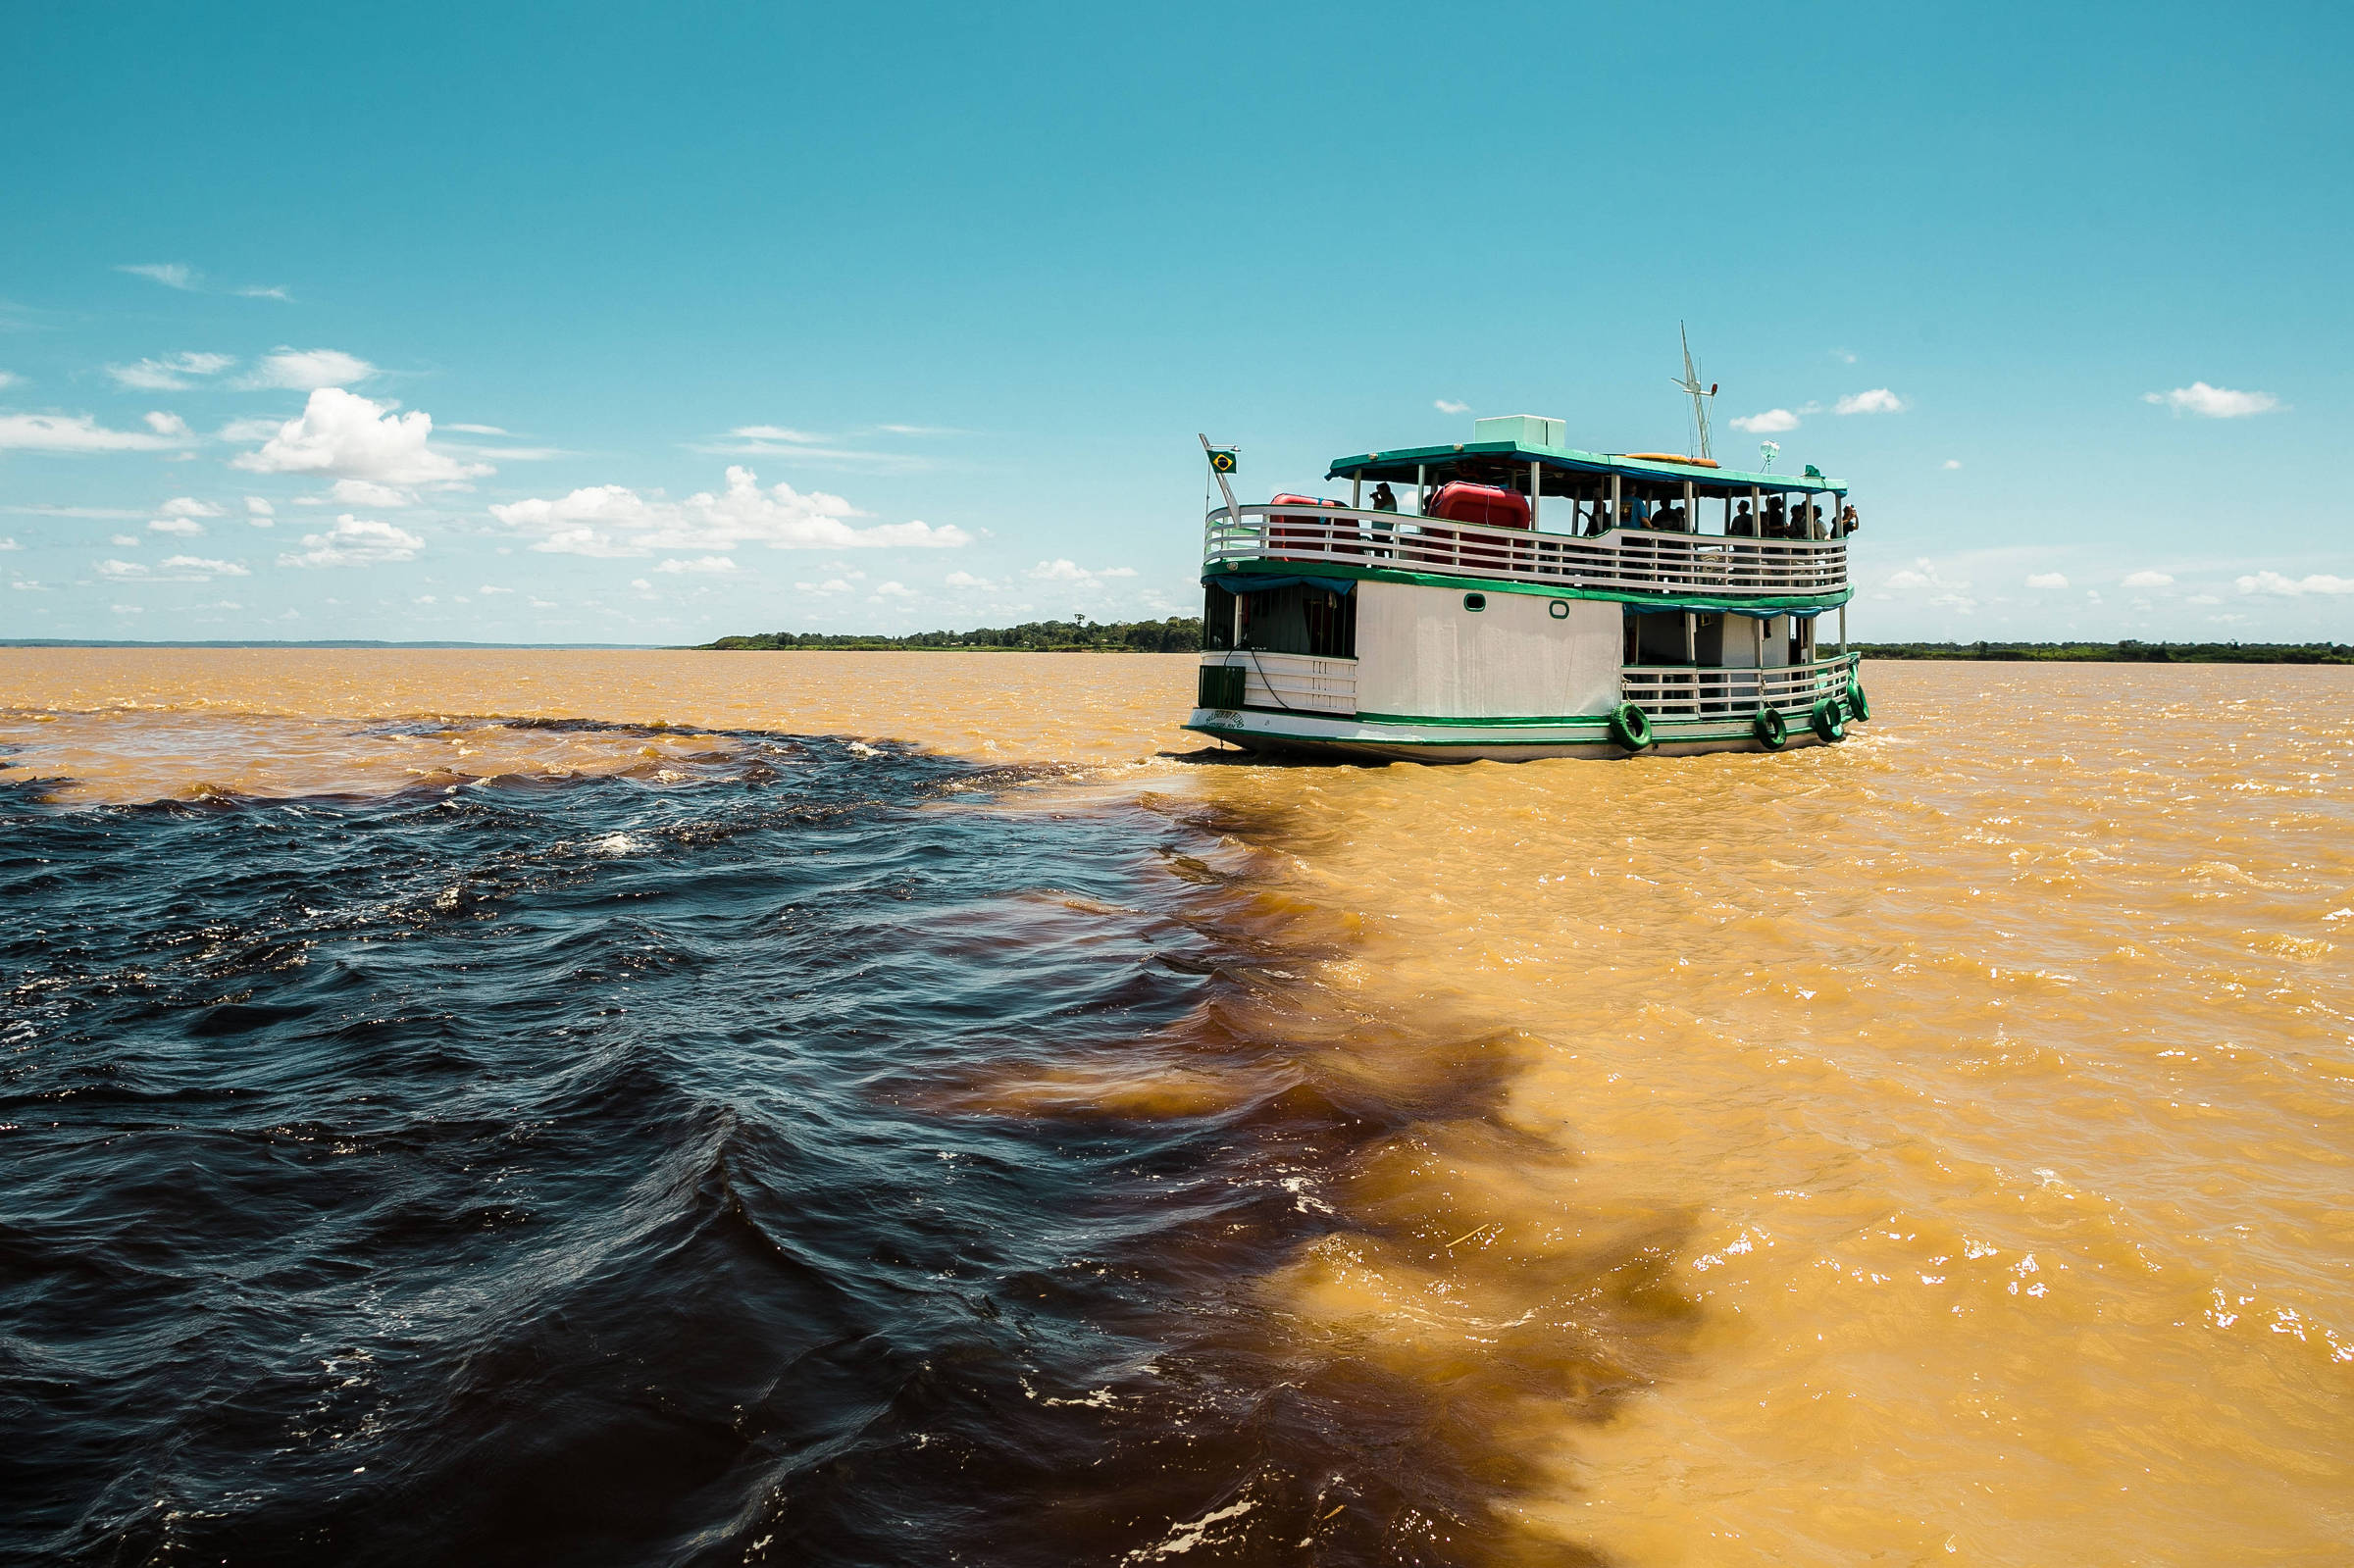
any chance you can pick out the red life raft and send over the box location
[1425,481,1531,530]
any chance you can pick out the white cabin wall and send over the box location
[1354,582,1619,718]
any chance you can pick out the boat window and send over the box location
[1548,599,1570,619]
[1203,582,1237,650]
[1462,593,1486,612]
[1236,583,1356,659]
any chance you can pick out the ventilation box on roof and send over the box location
[1472,414,1564,449]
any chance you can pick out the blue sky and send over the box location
[2,1,2347,643]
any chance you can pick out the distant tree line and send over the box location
[695,615,1203,652]
[1857,639,2354,664]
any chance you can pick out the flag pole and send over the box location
[1197,432,1240,516]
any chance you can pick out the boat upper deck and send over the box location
[1205,504,1848,600]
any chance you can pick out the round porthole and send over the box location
[1463,592,1486,612]
[1548,599,1570,619]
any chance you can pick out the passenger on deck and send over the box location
[1838,503,1860,536]
[1763,496,1789,537]
[1660,503,1690,532]
[1806,503,1828,540]
[1630,498,1655,529]
[1729,500,1758,536]
[1370,481,1398,513]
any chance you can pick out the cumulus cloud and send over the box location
[239,349,378,390]
[1434,399,1470,415]
[944,570,991,589]
[100,554,249,581]
[0,371,23,390]
[491,466,969,557]
[235,284,293,302]
[157,496,225,519]
[108,352,235,391]
[1884,568,1931,589]
[143,411,191,438]
[0,413,183,452]
[479,584,514,594]
[1026,559,1137,583]
[1942,459,1963,470]
[149,517,206,536]
[233,388,489,486]
[2235,571,2353,596]
[874,580,915,597]
[328,478,412,507]
[2144,382,2280,419]
[1835,388,1906,415]
[118,263,196,290]
[655,555,737,574]
[2025,572,2070,589]
[1729,408,1801,433]
[0,536,18,550]
[277,514,426,568]
[244,496,275,524]
[2122,570,2174,588]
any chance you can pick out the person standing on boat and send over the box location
[1839,503,1861,536]
[1763,496,1788,537]
[1370,481,1398,513]
[1730,500,1758,536]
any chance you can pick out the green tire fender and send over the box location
[1753,705,1789,750]
[1608,701,1654,752]
[1846,678,1871,723]
[1811,696,1847,743]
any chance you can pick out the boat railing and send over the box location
[1204,504,1848,597]
[1619,653,1858,719]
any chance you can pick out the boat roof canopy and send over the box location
[1327,440,1844,497]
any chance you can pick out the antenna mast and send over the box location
[1670,322,1715,462]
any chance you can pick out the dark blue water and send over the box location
[0,725,1520,1566]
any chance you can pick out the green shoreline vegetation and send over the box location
[1856,640,2354,664]
[695,616,1203,652]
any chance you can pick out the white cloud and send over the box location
[0,413,181,452]
[655,555,737,574]
[217,417,283,443]
[100,554,249,581]
[111,603,143,614]
[1434,399,1469,415]
[239,348,378,390]
[235,284,293,302]
[233,388,489,486]
[2235,571,2353,597]
[2122,570,2174,588]
[1831,348,1858,364]
[277,514,426,568]
[144,412,191,438]
[1884,569,1931,589]
[0,536,17,550]
[944,570,990,588]
[1730,408,1800,433]
[1942,459,1963,470]
[328,478,412,507]
[0,371,22,390]
[444,424,508,435]
[794,579,853,594]
[1026,559,1136,584]
[245,496,275,523]
[491,465,969,557]
[157,496,225,518]
[110,533,139,546]
[729,426,827,443]
[107,352,235,391]
[149,517,206,536]
[118,263,196,290]
[2025,572,2069,589]
[2144,382,2280,419]
[479,584,514,594]
[1835,388,1906,415]
[875,580,915,597]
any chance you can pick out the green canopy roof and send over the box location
[1326,440,1844,496]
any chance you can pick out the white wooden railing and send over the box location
[1202,651,1357,715]
[1619,653,1858,718]
[1205,505,1847,596]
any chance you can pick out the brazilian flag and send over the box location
[1206,447,1238,475]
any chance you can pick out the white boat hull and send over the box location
[1183,706,1835,763]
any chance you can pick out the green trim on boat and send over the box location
[1324,439,1845,494]
[1205,555,1852,612]
[1349,710,1612,729]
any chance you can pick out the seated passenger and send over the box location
[1370,481,1398,513]
[1729,501,1758,536]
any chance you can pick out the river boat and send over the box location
[1184,413,1870,762]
